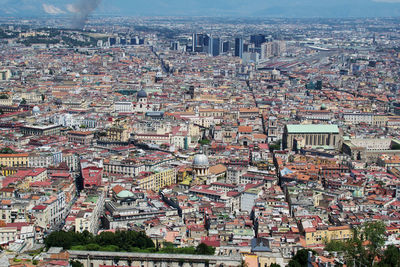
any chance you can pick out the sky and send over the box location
[1,0,400,18]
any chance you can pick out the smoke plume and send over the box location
[69,0,102,29]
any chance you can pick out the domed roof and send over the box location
[137,89,147,98]
[352,190,363,198]
[272,69,279,75]
[193,154,209,166]
[32,106,40,113]
[117,190,134,198]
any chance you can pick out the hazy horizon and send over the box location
[1,0,400,18]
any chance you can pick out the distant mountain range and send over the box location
[0,0,400,18]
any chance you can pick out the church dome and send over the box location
[32,106,40,114]
[137,89,147,98]
[117,190,134,198]
[193,154,209,167]
[352,190,363,198]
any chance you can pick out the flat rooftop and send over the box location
[286,124,339,134]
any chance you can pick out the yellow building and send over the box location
[136,168,177,191]
[189,123,200,139]
[372,114,388,127]
[0,97,12,106]
[258,255,280,267]
[304,225,353,246]
[0,153,29,168]
[104,120,132,142]
[0,167,18,177]
[16,169,47,191]
[199,108,224,118]
[177,167,191,182]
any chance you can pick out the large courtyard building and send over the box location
[283,124,341,150]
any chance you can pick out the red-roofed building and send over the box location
[201,235,221,247]
[82,166,103,188]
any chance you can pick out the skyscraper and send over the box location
[109,37,116,46]
[235,38,243,58]
[192,33,197,50]
[222,41,229,53]
[250,34,266,48]
[211,37,220,56]
[171,41,179,50]
[130,37,138,45]
[192,33,207,53]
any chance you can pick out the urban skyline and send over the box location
[0,2,399,267]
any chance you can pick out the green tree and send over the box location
[198,139,211,145]
[44,231,74,249]
[195,243,215,255]
[288,249,315,267]
[20,98,26,105]
[70,260,84,267]
[377,245,400,267]
[391,143,400,150]
[325,240,346,252]
[95,231,115,247]
[364,221,386,264]
[269,140,282,152]
[0,147,16,154]
[288,261,302,267]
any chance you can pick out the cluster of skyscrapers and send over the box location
[190,33,222,56]
[235,34,286,61]
[171,33,286,62]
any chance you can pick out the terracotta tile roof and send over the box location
[238,126,252,133]
[209,164,227,175]
[112,185,125,195]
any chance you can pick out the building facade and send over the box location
[283,124,341,150]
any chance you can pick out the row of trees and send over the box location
[45,230,215,255]
[45,230,154,251]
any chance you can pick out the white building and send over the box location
[133,89,158,113]
[114,101,133,113]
